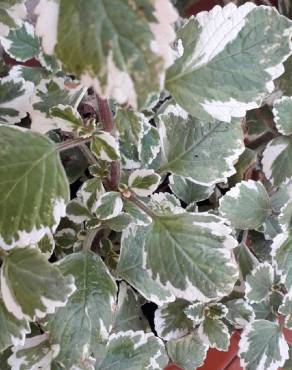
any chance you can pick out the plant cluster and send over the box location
[1,1,292,369]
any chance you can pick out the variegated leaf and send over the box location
[1,247,75,321]
[156,104,244,185]
[166,3,292,122]
[35,0,178,110]
[239,320,289,370]
[0,126,69,250]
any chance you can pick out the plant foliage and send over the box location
[0,1,292,369]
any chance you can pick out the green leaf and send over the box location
[117,225,174,306]
[0,247,75,321]
[0,298,30,352]
[219,180,271,230]
[128,169,160,197]
[279,292,292,329]
[156,104,244,185]
[239,320,289,370]
[0,0,26,37]
[31,78,86,133]
[246,263,274,303]
[8,334,60,370]
[169,175,214,204]
[271,233,292,290]
[36,0,178,110]
[112,282,148,333]
[262,136,292,186]
[96,330,168,370]
[142,213,238,301]
[166,3,292,122]
[154,299,193,341]
[91,132,120,162]
[184,302,205,325]
[273,96,292,135]
[225,299,255,329]
[1,22,40,62]
[94,192,123,221]
[0,126,69,249]
[0,75,33,124]
[48,251,117,369]
[166,333,208,370]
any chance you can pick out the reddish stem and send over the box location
[96,95,120,190]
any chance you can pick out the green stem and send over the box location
[57,137,91,152]
[83,229,100,251]
[0,248,8,260]
[128,195,156,219]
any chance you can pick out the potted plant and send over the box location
[0,1,292,369]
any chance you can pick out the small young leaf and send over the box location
[273,96,292,135]
[49,104,84,134]
[199,317,230,351]
[48,251,117,369]
[246,263,274,303]
[219,180,271,230]
[91,132,120,162]
[1,247,75,321]
[166,333,208,370]
[156,105,244,185]
[96,330,168,370]
[8,334,59,370]
[1,22,40,62]
[77,178,105,213]
[128,169,160,197]
[114,108,144,169]
[37,232,55,259]
[66,199,92,224]
[117,225,174,306]
[0,298,30,352]
[166,3,292,122]
[123,200,152,227]
[154,299,193,341]
[0,126,69,250]
[103,213,133,232]
[94,192,123,221]
[239,320,289,370]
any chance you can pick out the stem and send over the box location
[79,143,97,165]
[128,195,157,219]
[57,137,91,152]
[96,95,120,190]
[96,96,115,133]
[83,229,100,251]
[0,248,8,260]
